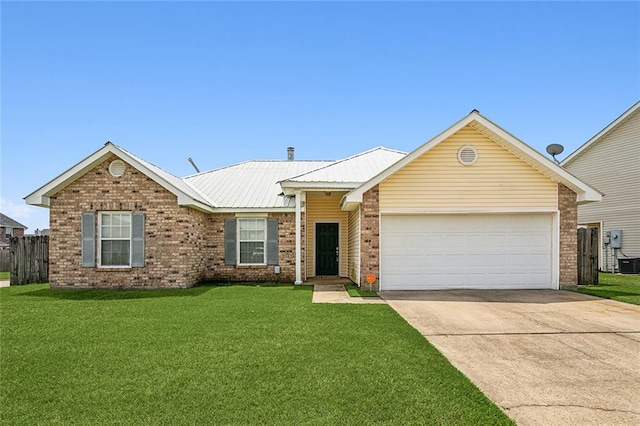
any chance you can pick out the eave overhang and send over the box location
[342,111,602,209]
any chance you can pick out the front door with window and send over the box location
[316,223,339,275]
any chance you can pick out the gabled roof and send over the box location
[279,147,406,193]
[0,213,27,230]
[342,110,602,210]
[184,160,332,209]
[24,142,216,212]
[561,101,640,166]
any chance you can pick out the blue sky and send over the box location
[2,1,639,231]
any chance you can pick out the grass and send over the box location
[0,283,512,425]
[576,273,640,305]
[345,283,379,297]
[0,271,9,280]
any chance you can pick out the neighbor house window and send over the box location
[98,212,132,267]
[4,228,13,238]
[238,218,266,264]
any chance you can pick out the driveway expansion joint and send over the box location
[426,330,640,337]
[504,404,640,416]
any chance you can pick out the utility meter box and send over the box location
[610,230,622,249]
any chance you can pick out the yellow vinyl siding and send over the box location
[306,192,349,277]
[347,207,360,284]
[380,125,558,210]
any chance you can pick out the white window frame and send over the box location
[4,227,13,238]
[237,218,267,265]
[97,211,132,268]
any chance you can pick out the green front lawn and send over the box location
[1,283,512,425]
[345,283,379,298]
[577,273,640,305]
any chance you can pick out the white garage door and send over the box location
[381,214,554,290]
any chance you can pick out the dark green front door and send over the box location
[316,223,339,275]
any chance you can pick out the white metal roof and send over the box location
[282,147,406,184]
[25,142,216,211]
[183,160,332,209]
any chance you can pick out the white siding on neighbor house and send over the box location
[347,207,360,284]
[564,109,640,259]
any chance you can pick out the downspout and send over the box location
[295,190,303,284]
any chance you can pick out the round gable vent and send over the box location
[109,160,126,177]
[457,145,478,166]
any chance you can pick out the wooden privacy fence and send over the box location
[0,249,9,272]
[577,227,598,285]
[9,236,49,285]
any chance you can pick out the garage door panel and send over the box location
[381,214,553,290]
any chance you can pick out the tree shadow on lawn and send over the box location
[15,281,309,301]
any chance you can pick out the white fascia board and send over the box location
[280,181,360,196]
[24,145,118,207]
[129,161,215,211]
[343,111,602,206]
[469,115,602,203]
[344,113,479,205]
[24,142,216,211]
[176,195,216,213]
[23,194,51,208]
[561,101,640,166]
[379,207,560,215]
[211,207,298,213]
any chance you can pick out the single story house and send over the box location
[25,110,600,290]
[561,101,640,272]
[0,212,28,247]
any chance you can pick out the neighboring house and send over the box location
[562,101,640,272]
[25,110,600,290]
[0,212,27,246]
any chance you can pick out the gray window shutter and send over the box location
[81,212,95,267]
[266,218,278,265]
[225,219,236,265]
[131,213,145,267]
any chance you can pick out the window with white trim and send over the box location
[98,212,132,267]
[4,227,13,238]
[238,218,266,264]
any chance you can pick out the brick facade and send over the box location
[558,183,578,289]
[49,155,299,288]
[49,155,208,288]
[202,212,298,283]
[46,155,580,291]
[359,185,380,291]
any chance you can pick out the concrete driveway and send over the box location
[380,290,640,426]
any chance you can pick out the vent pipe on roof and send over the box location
[287,147,295,161]
[187,157,201,173]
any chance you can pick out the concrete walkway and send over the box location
[310,279,385,304]
[0,280,9,288]
[381,290,640,426]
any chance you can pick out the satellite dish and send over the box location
[546,143,564,163]
[546,144,564,156]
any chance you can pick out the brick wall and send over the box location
[203,212,299,283]
[0,227,25,244]
[49,154,301,288]
[559,183,578,289]
[49,154,207,288]
[359,185,380,291]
